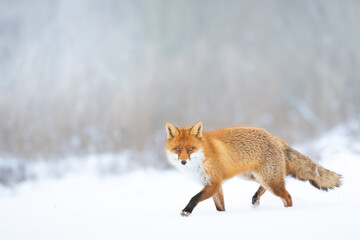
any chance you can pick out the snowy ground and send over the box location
[1,126,360,240]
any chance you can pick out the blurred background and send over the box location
[0,0,359,185]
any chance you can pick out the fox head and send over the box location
[165,122,204,166]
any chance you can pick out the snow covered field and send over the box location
[1,126,359,240]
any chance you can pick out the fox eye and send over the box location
[188,147,193,152]
[175,148,181,152]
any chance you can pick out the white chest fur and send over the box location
[166,149,210,185]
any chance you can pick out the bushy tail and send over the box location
[284,147,342,190]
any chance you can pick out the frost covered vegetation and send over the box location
[0,1,360,184]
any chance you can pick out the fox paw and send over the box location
[252,196,260,207]
[180,211,191,217]
[252,197,260,207]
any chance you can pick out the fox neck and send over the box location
[166,149,210,185]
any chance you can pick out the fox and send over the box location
[165,121,342,217]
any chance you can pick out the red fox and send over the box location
[165,122,342,217]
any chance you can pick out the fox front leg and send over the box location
[181,184,220,217]
[212,185,225,211]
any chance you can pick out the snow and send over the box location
[1,128,360,240]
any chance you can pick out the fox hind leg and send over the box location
[266,180,293,207]
[252,186,266,206]
[212,185,225,211]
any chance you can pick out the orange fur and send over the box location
[165,122,342,216]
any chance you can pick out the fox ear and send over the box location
[190,121,203,138]
[166,122,179,140]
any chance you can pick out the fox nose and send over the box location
[181,160,187,165]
